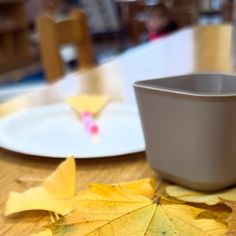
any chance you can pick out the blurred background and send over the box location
[0,0,234,100]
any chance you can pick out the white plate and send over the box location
[0,103,145,158]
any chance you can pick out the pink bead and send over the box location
[81,111,91,118]
[90,124,99,134]
[80,111,99,136]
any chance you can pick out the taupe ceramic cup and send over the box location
[134,73,236,191]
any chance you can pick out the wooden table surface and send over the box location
[0,25,234,235]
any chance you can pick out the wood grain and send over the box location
[0,25,235,235]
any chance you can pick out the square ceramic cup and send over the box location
[134,73,236,191]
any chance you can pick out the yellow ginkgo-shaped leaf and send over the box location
[66,94,110,116]
[5,157,76,216]
[166,185,236,205]
[48,184,227,236]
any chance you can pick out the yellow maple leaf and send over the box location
[101,177,157,199]
[197,204,231,223]
[5,157,76,216]
[221,200,236,235]
[66,95,110,116]
[30,229,52,236]
[166,185,236,205]
[48,185,227,236]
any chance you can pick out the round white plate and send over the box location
[0,103,145,158]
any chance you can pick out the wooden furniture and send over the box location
[37,9,94,82]
[170,0,199,26]
[0,0,32,74]
[222,0,234,22]
[198,0,234,24]
[42,0,63,16]
[0,25,234,235]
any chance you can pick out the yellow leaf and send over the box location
[5,157,76,216]
[222,200,236,235]
[30,229,52,236]
[197,204,231,223]
[66,95,110,116]
[49,185,227,236]
[104,177,157,199]
[166,185,236,205]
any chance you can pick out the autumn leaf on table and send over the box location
[5,157,76,216]
[166,185,236,205]
[47,184,227,236]
[105,177,157,199]
[30,229,52,236]
[196,203,231,224]
[221,200,236,235]
[4,156,229,236]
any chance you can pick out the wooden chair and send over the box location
[222,0,234,22]
[37,9,94,82]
